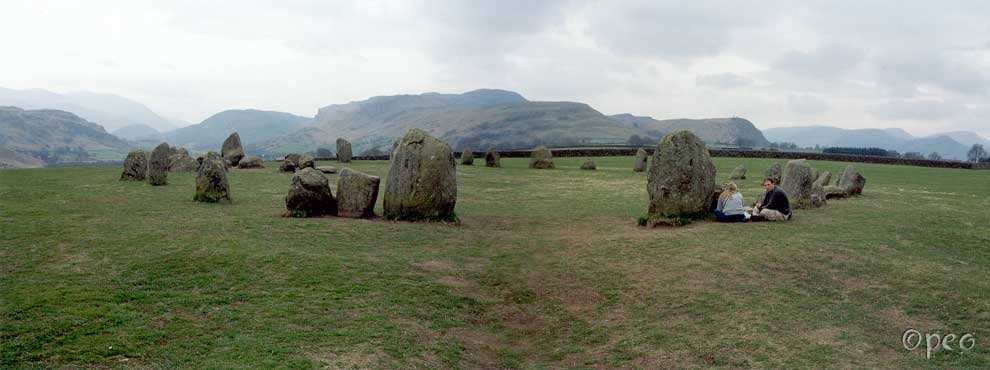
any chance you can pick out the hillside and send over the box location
[763,125,972,160]
[0,106,132,167]
[161,109,312,151]
[112,123,160,140]
[611,114,770,147]
[260,89,769,155]
[0,87,177,132]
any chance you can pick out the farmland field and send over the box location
[1,157,989,369]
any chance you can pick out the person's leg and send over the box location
[713,210,727,222]
[727,214,747,222]
[761,209,787,221]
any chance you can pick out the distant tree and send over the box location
[734,138,756,147]
[887,150,901,158]
[927,152,942,161]
[903,152,924,160]
[967,144,987,162]
[627,134,654,147]
[315,148,333,158]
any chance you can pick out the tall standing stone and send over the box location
[764,162,782,184]
[633,148,649,172]
[529,146,554,169]
[336,168,381,218]
[336,138,352,163]
[485,146,500,168]
[285,168,337,217]
[460,147,474,165]
[647,131,717,217]
[781,159,817,209]
[838,165,866,196]
[148,143,171,186]
[221,132,245,166]
[383,128,457,221]
[729,165,747,180]
[810,170,831,207]
[120,150,149,181]
[194,152,231,203]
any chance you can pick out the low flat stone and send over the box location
[316,166,338,174]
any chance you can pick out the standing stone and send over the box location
[813,171,832,189]
[460,147,474,165]
[780,159,817,209]
[120,150,149,181]
[148,143,171,186]
[298,155,315,170]
[383,128,457,221]
[221,132,245,167]
[238,156,265,169]
[729,165,747,180]
[633,148,649,172]
[529,146,555,169]
[581,158,597,170]
[336,138,352,163]
[336,168,381,218]
[838,165,866,196]
[285,167,337,217]
[810,170,831,208]
[169,152,198,172]
[194,152,231,203]
[764,162,783,184]
[647,131,717,217]
[485,146,500,168]
[280,153,301,172]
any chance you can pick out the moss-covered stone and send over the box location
[194,152,231,203]
[336,138,352,163]
[147,143,171,186]
[285,167,337,216]
[120,150,149,181]
[383,128,457,222]
[529,146,554,169]
[646,131,716,218]
[221,132,244,166]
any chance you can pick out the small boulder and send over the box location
[194,152,231,203]
[168,153,198,172]
[580,158,597,170]
[647,131,717,218]
[316,166,338,174]
[221,132,245,166]
[383,128,457,221]
[764,162,782,184]
[529,146,555,169]
[633,148,648,172]
[780,159,817,209]
[238,156,265,169]
[285,167,337,217]
[336,138,352,163]
[837,165,866,196]
[728,165,747,180]
[148,143,171,186]
[298,155,315,170]
[280,154,300,172]
[336,168,381,218]
[824,185,849,199]
[120,150,149,181]
[460,148,474,165]
[485,146,500,167]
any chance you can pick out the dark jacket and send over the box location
[762,186,791,215]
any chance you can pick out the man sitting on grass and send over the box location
[752,178,791,222]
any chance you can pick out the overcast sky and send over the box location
[2,0,990,137]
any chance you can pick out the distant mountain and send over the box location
[763,125,971,160]
[0,87,175,132]
[937,131,989,148]
[259,89,769,155]
[0,106,132,167]
[162,109,312,151]
[112,124,160,140]
[611,114,770,147]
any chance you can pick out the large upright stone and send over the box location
[485,146,500,167]
[221,132,245,166]
[460,147,474,166]
[633,148,649,172]
[781,159,817,209]
[647,131,717,217]
[838,165,866,196]
[764,162,782,184]
[120,150,149,181]
[529,146,555,169]
[336,168,381,218]
[285,167,337,217]
[729,165,747,180]
[383,129,457,221]
[148,143,171,186]
[194,152,231,203]
[336,138,352,163]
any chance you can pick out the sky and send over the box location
[2,0,990,137]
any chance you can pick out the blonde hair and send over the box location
[719,182,738,201]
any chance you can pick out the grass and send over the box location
[1,156,989,369]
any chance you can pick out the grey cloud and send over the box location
[867,99,964,121]
[772,44,865,78]
[696,73,753,88]
[787,94,830,115]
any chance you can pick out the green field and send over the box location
[2,157,988,369]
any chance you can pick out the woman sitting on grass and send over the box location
[714,182,749,222]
